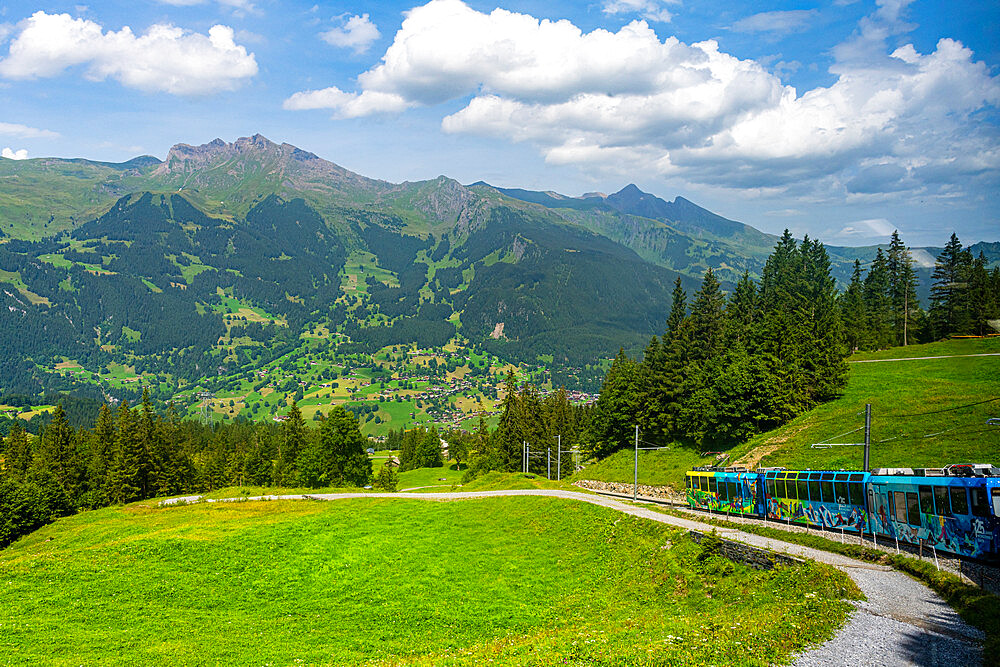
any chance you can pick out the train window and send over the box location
[970,487,989,518]
[893,492,908,523]
[821,480,834,503]
[849,483,864,506]
[834,481,849,504]
[919,486,933,515]
[992,488,1000,517]
[950,487,969,515]
[767,479,777,498]
[822,473,834,481]
[850,474,864,482]
[777,479,787,498]
[906,492,920,526]
[934,486,951,516]
[797,480,809,500]
[727,481,737,501]
[686,476,691,490]
[809,479,821,502]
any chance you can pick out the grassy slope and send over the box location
[576,338,1000,490]
[1,497,857,666]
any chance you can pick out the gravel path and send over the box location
[849,352,1000,363]
[161,489,985,665]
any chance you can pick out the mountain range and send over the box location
[0,134,996,396]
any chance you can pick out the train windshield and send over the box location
[992,488,1000,517]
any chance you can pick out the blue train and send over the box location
[685,463,1000,561]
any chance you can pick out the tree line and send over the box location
[458,229,1000,473]
[0,393,371,548]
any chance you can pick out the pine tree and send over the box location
[32,405,80,500]
[725,271,758,347]
[640,280,690,444]
[318,405,371,487]
[85,403,116,507]
[929,233,973,337]
[2,420,32,481]
[863,249,892,349]
[276,401,305,485]
[800,238,847,402]
[109,401,144,504]
[415,427,444,469]
[588,348,638,458]
[967,252,996,336]
[665,277,687,340]
[841,260,868,353]
[887,231,919,345]
[685,269,726,364]
[494,371,525,471]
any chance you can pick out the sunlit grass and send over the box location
[0,497,857,666]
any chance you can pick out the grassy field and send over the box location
[0,496,857,666]
[576,338,1000,490]
[396,463,465,490]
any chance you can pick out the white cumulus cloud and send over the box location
[0,121,59,139]
[602,0,676,23]
[287,0,1000,204]
[0,11,258,95]
[2,147,28,159]
[321,14,380,54]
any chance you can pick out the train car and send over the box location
[686,462,1000,562]
[868,465,1000,560]
[685,467,764,516]
[761,469,870,533]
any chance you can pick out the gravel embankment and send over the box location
[160,489,986,665]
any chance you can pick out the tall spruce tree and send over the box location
[589,348,639,458]
[800,238,847,402]
[32,405,80,500]
[887,230,919,345]
[3,420,32,481]
[494,371,525,471]
[725,271,758,347]
[318,405,371,487]
[109,401,144,504]
[967,252,996,336]
[929,233,973,337]
[841,260,868,353]
[275,401,305,485]
[863,248,892,349]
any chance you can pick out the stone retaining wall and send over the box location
[960,559,1000,596]
[574,479,683,502]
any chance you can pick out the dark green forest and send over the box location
[0,393,370,549]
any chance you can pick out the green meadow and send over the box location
[0,497,857,666]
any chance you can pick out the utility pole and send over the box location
[863,403,871,472]
[547,448,551,480]
[556,435,561,481]
[633,425,639,502]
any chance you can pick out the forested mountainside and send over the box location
[1,134,996,403]
[0,180,684,397]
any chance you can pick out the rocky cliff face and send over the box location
[151,134,389,203]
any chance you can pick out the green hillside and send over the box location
[576,338,1000,490]
[0,496,856,665]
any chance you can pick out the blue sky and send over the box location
[0,0,997,247]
